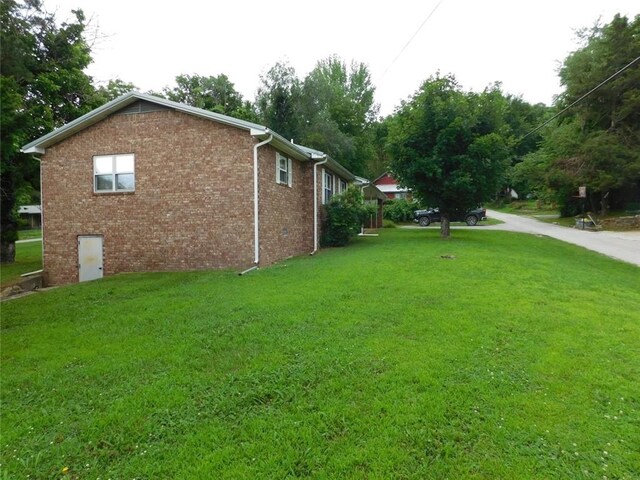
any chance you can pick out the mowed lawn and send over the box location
[0,240,42,288]
[2,229,639,479]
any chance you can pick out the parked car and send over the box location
[414,207,487,226]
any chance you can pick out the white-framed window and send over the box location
[338,179,347,194]
[94,154,135,192]
[395,192,407,199]
[276,152,292,187]
[323,169,334,204]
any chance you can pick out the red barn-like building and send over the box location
[373,172,411,200]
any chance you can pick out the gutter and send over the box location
[310,156,328,255]
[251,131,273,265]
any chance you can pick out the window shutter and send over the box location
[276,154,281,184]
[287,158,293,187]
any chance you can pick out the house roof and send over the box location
[20,92,326,163]
[353,176,388,201]
[376,184,410,194]
[18,205,42,214]
[294,144,355,181]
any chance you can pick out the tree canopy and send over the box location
[255,56,379,176]
[162,73,257,121]
[1,0,96,262]
[387,75,511,238]
[514,14,640,215]
[255,62,302,142]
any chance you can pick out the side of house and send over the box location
[22,93,359,285]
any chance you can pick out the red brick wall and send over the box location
[40,109,318,285]
[257,144,315,265]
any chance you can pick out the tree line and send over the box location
[2,0,638,259]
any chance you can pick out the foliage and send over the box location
[387,75,511,238]
[366,118,392,178]
[320,185,367,247]
[1,0,95,263]
[255,61,302,142]
[382,219,397,228]
[525,14,640,215]
[94,78,138,103]
[256,56,379,176]
[162,73,257,121]
[383,198,421,223]
[299,56,378,175]
[2,229,639,478]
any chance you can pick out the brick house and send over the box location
[21,92,368,285]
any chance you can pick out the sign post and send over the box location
[578,186,586,229]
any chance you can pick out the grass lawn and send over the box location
[0,240,42,288]
[490,200,557,216]
[2,229,639,479]
[18,229,42,241]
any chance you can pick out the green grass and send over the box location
[490,200,557,215]
[2,229,639,479]
[18,229,42,240]
[0,240,42,288]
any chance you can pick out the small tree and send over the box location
[321,185,367,247]
[387,75,510,238]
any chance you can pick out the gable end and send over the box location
[117,100,171,115]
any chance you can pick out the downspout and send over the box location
[31,155,44,269]
[252,133,273,266]
[310,156,328,255]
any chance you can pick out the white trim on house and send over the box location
[276,152,293,187]
[93,154,135,193]
[323,169,335,204]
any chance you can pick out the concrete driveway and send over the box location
[486,209,640,267]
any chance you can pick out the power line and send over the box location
[379,0,445,81]
[518,54,640,143]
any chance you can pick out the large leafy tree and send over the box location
[1,0,96,263]
[162,73,257,122]
[254,56,378,175]
[255,61,302,142]
[524,14,640,215]
[387,75,510,238]
[299,56,378,175]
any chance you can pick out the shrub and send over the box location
[382,219,397,228]
[321,186,367,247]
[383,199,421,223]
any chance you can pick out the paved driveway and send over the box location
[486,209,640,267]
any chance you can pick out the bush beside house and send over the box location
[321,186,368,247]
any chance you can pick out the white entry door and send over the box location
[78,235,103,282]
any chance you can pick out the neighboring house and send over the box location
[21,92,368,285]
[373,172,411,200]
[18,205,42,229]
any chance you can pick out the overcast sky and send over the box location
[44,0,637,116]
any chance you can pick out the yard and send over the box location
[0,239,42,289]
[1,229,639,479]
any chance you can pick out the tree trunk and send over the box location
[601,191,610,216]
[440,214,451,239]
[0,214,18,264]
[0,238,16,264]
